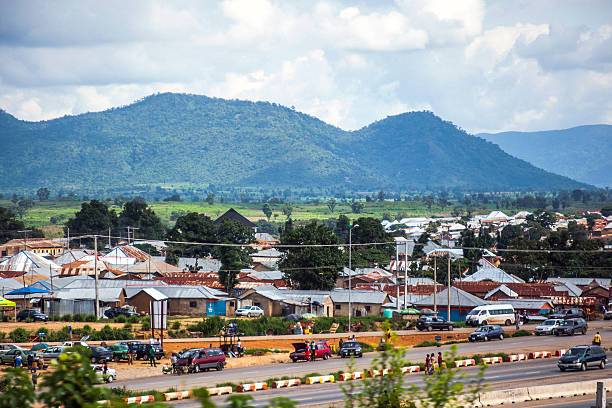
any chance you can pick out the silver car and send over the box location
[41,346,67,361]
[534,319,562,335]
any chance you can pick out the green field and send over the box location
[2,199,479,233]
[4,198,608,238]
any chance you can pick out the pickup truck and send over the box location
[549,308,586,320]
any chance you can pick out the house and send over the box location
[103,245,151,265]
[253,233,279,248]
[490,298,554,316]
[239,286,334,317]
[480,211,510,224]
[330,289,390,317]
[460,259,524,283]
[415,287,488,321]
[151,256,222,273]
[214,208,257,230]
[53,250,92,265]
[126,285,227,316]
[0,251,61,274]
[0,238,65,257]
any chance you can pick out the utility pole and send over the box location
[403,241,408,310]
[348,223,359,333]
[395,241,399,311]
[447,252,451,322]
[94,235,100,318]
[66,227,70,250]
[18,230,31,311]
[108,227,111,250]
[433,254,437,313]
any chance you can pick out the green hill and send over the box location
[479,125,611,187]
[0,93,588,193]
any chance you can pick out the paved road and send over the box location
[106,322,612,392]
[168,358,611,407]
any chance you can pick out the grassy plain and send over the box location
[2,199,470,232]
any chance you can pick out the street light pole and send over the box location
[348,223,359,333]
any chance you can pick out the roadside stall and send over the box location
[0,295,17,321]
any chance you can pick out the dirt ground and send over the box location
[103,352,291,382]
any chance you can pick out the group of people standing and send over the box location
[304,340,317,361]
[425,352,443,374]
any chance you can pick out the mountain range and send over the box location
[0,93,590,194]
[479,125,611,187]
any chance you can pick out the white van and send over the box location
[466,304,515,327]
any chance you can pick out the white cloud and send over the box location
[0,0,610,134]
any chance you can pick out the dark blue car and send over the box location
[468,325,504,342]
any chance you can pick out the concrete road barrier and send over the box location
[272,379,301,388]
[481,357,503,364]
[479,388,531,406]
[505,354,527,362]
[400,366,420,374]
[454,359,476,367]
[369,368,390,377]
[207,386,232,396]
[163,391,192,401]
[306,375,335,384]
[237,382,268,392]
[125,395,156,403]
[555,349,567,356]
[528,351,552,359]
[338,372,364,381]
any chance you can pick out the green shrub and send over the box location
[61,314,72,322]
[127,315,140,324]
[414,340,438,348]
[0,331,6,340]
[171,321,181,330]
[72,313,84,322]
[187,316,225,337]
[358,342,374,352]
[84,314,97,322]
[114,315,127,323]
[25,317,32,323]
[9,328,29,343]
[512,329,532,337]
[123,323,132,330]
[141,320,151,331]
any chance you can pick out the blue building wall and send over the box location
[435,308,469,322]
[206,300,226,316]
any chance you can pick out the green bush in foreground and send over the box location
[512,329,532,337]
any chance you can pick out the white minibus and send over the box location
[466,304,515,326]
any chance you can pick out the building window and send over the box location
[365,305,371,312]
[189,301,197,308]
[229,301,235,307]
[335,304,341,310]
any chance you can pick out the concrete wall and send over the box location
[333,302,383,317]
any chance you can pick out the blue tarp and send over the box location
[6,286,52,295]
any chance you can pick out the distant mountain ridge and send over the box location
[0,93,589,193]
[479,125,611,187]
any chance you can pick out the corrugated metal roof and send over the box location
[248,270,284,281]
[0,278,23,291]
[126,285,224,300]
[54,250,91,266]
[484,284,518,299]
[53,287,125,302]
[462,260,524,283]
[416,287,488,307]
[546,277,611,288]
[554,282,583,297]
[0,251,60,272]
[330,289,389,304]
[151,256,222,272]
[137,287,168,301]
[490,298,553,310]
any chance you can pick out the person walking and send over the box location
[31,369,38,390]
[425,354,430,373]
[515,311,520,330]
[593,331,602,346]
[149,346,157,367]
[170,353,177,374]
[128,349,134,365]
[27,353,34,370]
[305,341,311,361]
[14,353,22,368]
[437,352,443,368]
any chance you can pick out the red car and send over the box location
[177,348,226,373]
[290,341,331,362]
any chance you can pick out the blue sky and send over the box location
[0,0,610,133]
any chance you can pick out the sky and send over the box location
[0,0,611,133]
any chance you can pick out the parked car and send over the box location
[552,318,587,336]
[416,316,455,331]
[0,344,26,353]
[339,341,362,358]
[104,307,139,319]
[107,344,130,362]
[117,340,143,354]
[468,325,504,342]
[41,345,67,361]
[175,348,202,371]
[189,348,226,372]
[290,341,332,362]
[16,309,48,322]
[92,364,117,383]
[604,309,612,320]
[0,349,40,365]
[88,346,113,364]
[534,319,563,336]
[549,308,586,320]
[235,305,264,317]
[135,343,164,360]
[558,345,607,371]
